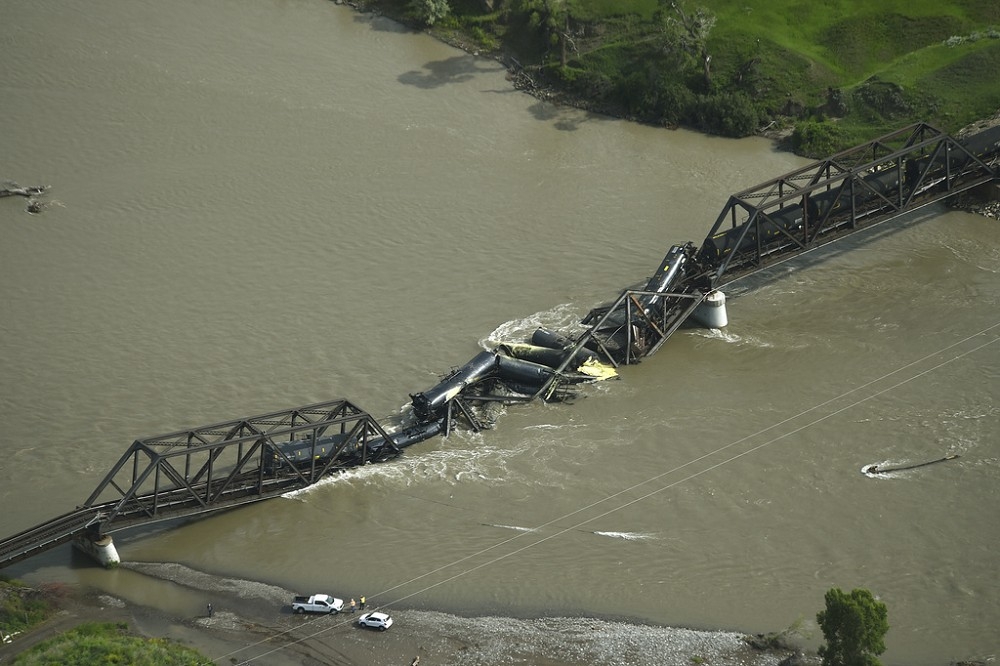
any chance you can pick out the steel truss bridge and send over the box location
[0,400,394,568]
[2,123,997,569]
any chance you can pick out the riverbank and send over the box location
[0,562,802,666]
[337,0,1000,159]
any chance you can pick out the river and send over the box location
[1,1,998,664]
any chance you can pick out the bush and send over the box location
[792,120,847,158]
[467,25,499,51]
[556,66,615,102]
[817,587,889,666]
[652,80,696,126]
[616,69,654,116]
[688,91,762,137]
[852,78,912,121]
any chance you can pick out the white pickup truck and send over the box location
[291,594,345,614]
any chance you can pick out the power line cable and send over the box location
[214,322,999,663]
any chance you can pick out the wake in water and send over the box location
[592,530,658,541]
[482,524,657,541]
[688,327,744,345]
[861,454,960,477]
[686,326,788,350]
[282,430,521,500]
[522,422,588,431]
[483,523,538,533]
[481,303,588,350]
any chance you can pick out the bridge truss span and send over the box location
[698,122,1000,286]
[0,400,430,569]
[81,399,395,533]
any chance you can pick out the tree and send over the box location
[509,0,576,66]
[817,587,889,666]
[408,0,450,26]
[657,1,716,89]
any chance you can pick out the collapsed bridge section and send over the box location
[405,242,713,432]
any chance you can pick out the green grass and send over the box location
[1,579,53,636]
[572,0,660,21]
[8,622,213,666]
[373,0,1000,152]
[915,39,1000,124]
[2,580,212,666]
[572,2,996,108]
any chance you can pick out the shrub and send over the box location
[688,91,762,137]
[652,80,696,126]
[817,587,889,666]
[792,120,847,158]
[556,66,614,102]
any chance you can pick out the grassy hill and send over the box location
[699,0,1000,146]
[383,0,1000,155]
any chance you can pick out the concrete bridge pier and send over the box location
[72,532,120,568]
[693,290,728,328]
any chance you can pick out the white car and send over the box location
[357,611,393,631]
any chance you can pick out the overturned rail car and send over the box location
[576,242,708,365]
[409,347,612,432]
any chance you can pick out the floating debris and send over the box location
[2,180,51,214]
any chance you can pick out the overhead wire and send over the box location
[213,321,1000,663]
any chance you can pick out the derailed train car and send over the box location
[262,345,618,472]
[409,348,613,425]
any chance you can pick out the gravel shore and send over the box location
[0,563,803,666]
